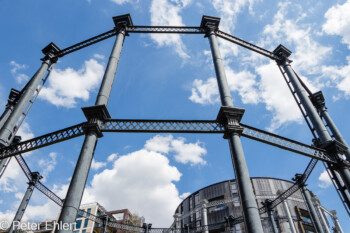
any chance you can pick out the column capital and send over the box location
[113,14,133,34]
[309,91,326,111]
[200,199,209,208]
[82,105,111,137]
[273,44,292,65]
[217,106,245,138]
[41,42,60,62]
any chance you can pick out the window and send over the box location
[190,197,193,209]
[231,182,237,193]
[76,220,82,229]
[73,231,79,233]
[302,216,312,224]
[86,208,91,217]
[77,209,84,218]
[82,230,86,233]
[233,193,240,207]
[195,211,201,219]
[194,194,199,205]
[83,219,89,228]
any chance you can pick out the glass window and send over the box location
[190,198,193,209]
[77,209,84,218]
[83,219,89,228]
[82,230,86,233]
[76,220,82,229]
[196,211,201,219]
[194,194,199,205]
[87,208,91,217]
[233,193,240,207]
[73,231,79,233]
[231,182,237,193]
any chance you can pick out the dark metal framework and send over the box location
[0,13,349,233]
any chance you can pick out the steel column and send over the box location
[282,200,297,233]
[200,200,208,233]
[0,59,51,147]
[8,172,42,233]
[205,20,263,232]
[268,209,278,233]
[280,59,350,195]
[320,108,350,161]
[55,27,126,233]
[330,211,343,233]
[301,186,324,233]
[314,202,331,233]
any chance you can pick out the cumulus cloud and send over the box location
[323,0,350,48]
[38,152,57,182]
[110,0,138,4]
[17,122,34,141]
[149,0,191,59]
[145,135,207,165]
[10,61,29,84]
[84,149,182,226]
[91,159,107,170]
[107,153,118,162]
[179,192,191,199]
[318,169,332,188]
[39,58,104,108]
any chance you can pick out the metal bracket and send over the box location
[309,91,325,110]
[216,106,245,138]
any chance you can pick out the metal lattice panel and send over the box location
[241,123,337,164]
[126,26,205,34]
[34,182,64,206]
[101,119,225,133]
[55,29,117,58]
[15,155,32,181]
[0,123,85,159]
[216,30,278,61]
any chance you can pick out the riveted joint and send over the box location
[216,106,245,138]
[113,14,133,36]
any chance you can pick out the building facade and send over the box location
[174,177,342,233]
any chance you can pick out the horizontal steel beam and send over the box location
[34,181,64,206]
[0,119,339,165]
[126,26,205,34]
[101,119,225,133]
[216,30,279,61]
[240,123,337,164]
[55,29,117,58]
[0,123,85,159]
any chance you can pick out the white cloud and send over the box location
[91,159,107,170]
[0,158,26,192]
[38,152,57,182]
[145,134,173,154]
[256,62,302,131]
[170,137,207,165]
[262,2,331,74]
[10,61,29,84]
[17,122,34,141]
[189,78,219,105]
[318,169,332,188]
[109,0,138,4]
[107,153,118,162]
[145,135,207,165]
[93,54,105,60]
[323,0,350,48]
[179,192,191,199]
[189,68,259,106]
[39,58,104,108]
[149,0,191,59]
[84,148,182,226]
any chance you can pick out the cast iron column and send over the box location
[8,172,42,233]
[330,211,343,233]
[202,15,263,233]
[0,54,55,147]
[200,200,208,233]
[313,197,330,233]
[301,186,324,233]
[55,15,131,233]
[282,200,296,233]
[264,200,278,233]
[274,45,350,194]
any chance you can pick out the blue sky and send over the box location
[1,0,350,230]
